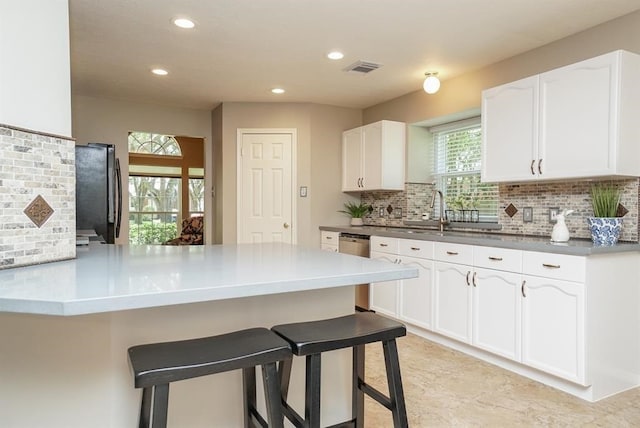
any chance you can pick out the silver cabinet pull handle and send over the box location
[446,251,459,255]
[488,256,503,261]
[466,271,471,286]
[538,158,543,175]
[542,263,561,269]
[530,160,536,175]
[472,271,477,287]
[521,280,527,298]
[410,247,421,251]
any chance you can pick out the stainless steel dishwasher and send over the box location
[339,233,370,310]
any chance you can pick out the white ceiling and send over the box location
[69,0,640,110]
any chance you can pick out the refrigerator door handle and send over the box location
[115,158,122,239]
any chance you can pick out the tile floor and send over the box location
[364,333,640,427]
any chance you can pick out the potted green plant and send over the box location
[338,201,371,226]
[587,184,622,245]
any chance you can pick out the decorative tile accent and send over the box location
[24,195,54,228]
[617,203,629,218]
[0,125,75,268]
[504,203,518,218]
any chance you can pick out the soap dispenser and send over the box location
[551,209,574,243]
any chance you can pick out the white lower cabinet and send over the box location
[521,275,585,385]
[472,268,522,361]
[320,231,339,252]
[370,237,434,329]
[369,250,400,317]
[399,255,434,330]
[434,261,472,343]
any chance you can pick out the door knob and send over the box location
[283,222,290,229]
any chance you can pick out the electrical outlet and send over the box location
[378,207,385,217]
[549,207,560,223]
[523,207,533,223]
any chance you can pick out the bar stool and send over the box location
[272,312,408,428]
[127,327,292,428]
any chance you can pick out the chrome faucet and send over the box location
[430,189,448,232]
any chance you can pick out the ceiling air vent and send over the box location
[343,60,382,74]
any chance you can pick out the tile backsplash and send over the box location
[0,125,76,268]
[360,178,640,242]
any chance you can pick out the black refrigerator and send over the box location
[75,143,122,244]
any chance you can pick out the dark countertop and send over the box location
[320,225,640,256]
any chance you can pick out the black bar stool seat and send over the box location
[128,327,292,428]
[272,312,408,428]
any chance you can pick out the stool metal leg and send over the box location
[305,353,322,428]
[382,339,408,428]
[139,387,152,428]
[151,384,169,428]
[262,362,285,428]
[352,344,365,428]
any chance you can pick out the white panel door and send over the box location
[481,75,538,182]
[539,55,616,179]
[399,256,434,330]
[434,261,472,343]
[239,132,293,244]
[369,251,399,317]
[521,276,586,385]
[472,268,522,361]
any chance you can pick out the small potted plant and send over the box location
[587,184,622,246]
[338,201,371,226]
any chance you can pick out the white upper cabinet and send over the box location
[342,120,406,191]
[482,50,640,183]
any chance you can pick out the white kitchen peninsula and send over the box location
[0,243,417,427]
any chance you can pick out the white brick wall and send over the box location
[0,125,75,268]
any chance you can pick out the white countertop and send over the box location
[0,243,417,316]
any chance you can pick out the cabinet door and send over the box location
[539,54,616,179]
[481,76,538,182]
[342,128,362,191]
[398,256,434,330]
[434,261,472,343]
[362,122,383,190]
[369,251,399,317]
[472,268,521,361]
[521,276,587,385]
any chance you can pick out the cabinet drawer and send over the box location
[434,242,473,265]
[398,239,434,259]
[522,251,585,282]
[370,236,399,254]
[321,231,339,246]
[473,246,522,272]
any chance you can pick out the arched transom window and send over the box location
[128,132,182,156]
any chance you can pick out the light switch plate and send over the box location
[299,186,307,197]
[523,207,533,223]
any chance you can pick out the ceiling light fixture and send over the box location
[327,51,344,60]
[423,72,440,94]
[173,18,195,29]
[151,68,169,76]
[271,88,285,94]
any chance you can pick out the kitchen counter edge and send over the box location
[320,226,640,256]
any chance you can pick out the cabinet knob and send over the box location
[283,222,290,229]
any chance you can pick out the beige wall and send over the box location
[364,9,640,125]
[71,95,213,244]
[216,102,360,246]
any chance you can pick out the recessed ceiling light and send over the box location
[173,18,195,29]
[327,51,344,60]
[271,88,285,94]
[151,68,169,76]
